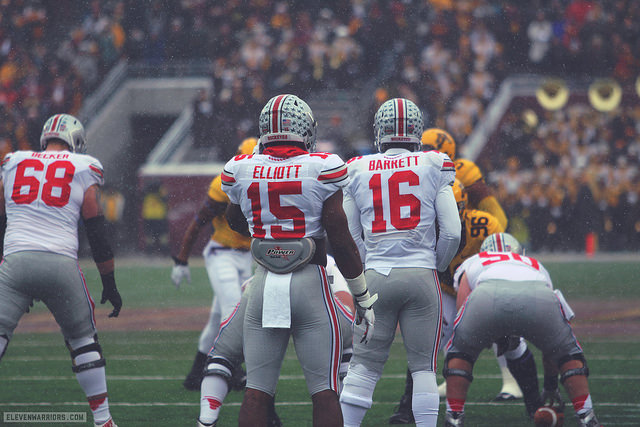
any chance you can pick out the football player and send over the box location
[222,94,376,427]
[340,98,461,427]
[197,255,354,426]
[171,138,257,391]
[0,114,120,427]
[422,128,520,402]
[388,179,508,424]
[444,233,602,427]
[421,128,507,230]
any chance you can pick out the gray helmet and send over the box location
[373,98,423,152]
[480,232,524,254]
[40,114,86,153]
[259,94,317,152]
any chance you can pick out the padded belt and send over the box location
[251,237,318,273]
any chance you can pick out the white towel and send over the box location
[262,271,292,328]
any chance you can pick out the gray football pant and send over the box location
[447,280,583,365]
[350,268,442,375]
[242,264,343,396]
[0,251,96,341]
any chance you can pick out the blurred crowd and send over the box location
[486,103,640,252]
[1,0,639,252]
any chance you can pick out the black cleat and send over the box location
[388,393,414,424]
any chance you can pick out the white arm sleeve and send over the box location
[434,185,462,272]
[343,189,366,264]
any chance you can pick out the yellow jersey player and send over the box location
[421,128,508,230]
[171,138,257,391]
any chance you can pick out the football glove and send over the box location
[171,256,191,289]
[540,388,564,411]
[354,291,378,344]
[100,272,122,318]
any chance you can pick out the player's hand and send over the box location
[171,256,191,288]
[354,291,378,344]
[100,272,122,318]
[540,388,564,411]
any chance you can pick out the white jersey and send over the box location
[2,150,104,259]
[221,151,348,239]
[343,148,456,270]
[453,251,553,292]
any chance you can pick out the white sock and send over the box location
[341,401,368,427]
[70,339,110,424]
[412,392,439,427]
[199,375,229,424]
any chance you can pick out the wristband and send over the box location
[172,255,188,266]
[345,271,367,297]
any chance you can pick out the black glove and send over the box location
[541,374,564,411]
[100,271,122,318]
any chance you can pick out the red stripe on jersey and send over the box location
[89,165,103,178]
[271,95,286,133]
[318,166,347,181]
[442,161,455,169]
[396,99,405,136]
[220,171,235,184]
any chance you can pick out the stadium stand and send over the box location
[2,0,639,253]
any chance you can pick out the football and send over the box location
[533,406,564,427]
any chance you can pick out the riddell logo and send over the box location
[266,247,295,259]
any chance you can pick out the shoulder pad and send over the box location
[455,159,483,186]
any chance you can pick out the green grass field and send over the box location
[1,257,639,426]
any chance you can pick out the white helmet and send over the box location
[259,94,317,152]
[480,232,524,255]
[40,114,87,153]
[373,98,423,152]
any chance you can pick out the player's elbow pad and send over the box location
[84,215,114,263]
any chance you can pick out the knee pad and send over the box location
[443,353,474,383]
[411,370,438,394]
[203,356,234,387]
[503,338,527,361]
[340,364,379,409]
[66,335,105,373]
[559,354,589,384]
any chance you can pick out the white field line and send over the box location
[0,401,639,408]
[5,354,640,362]
[1,374,639,381]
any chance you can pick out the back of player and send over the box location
[346,149,455,269]
[222,94,374,427]
[0,114,120,427]
[340,98,461,427]
[3,150,101,256]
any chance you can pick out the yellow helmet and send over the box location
[452,179,467,214]
[237,137,258,155]
[421,128,456,160]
